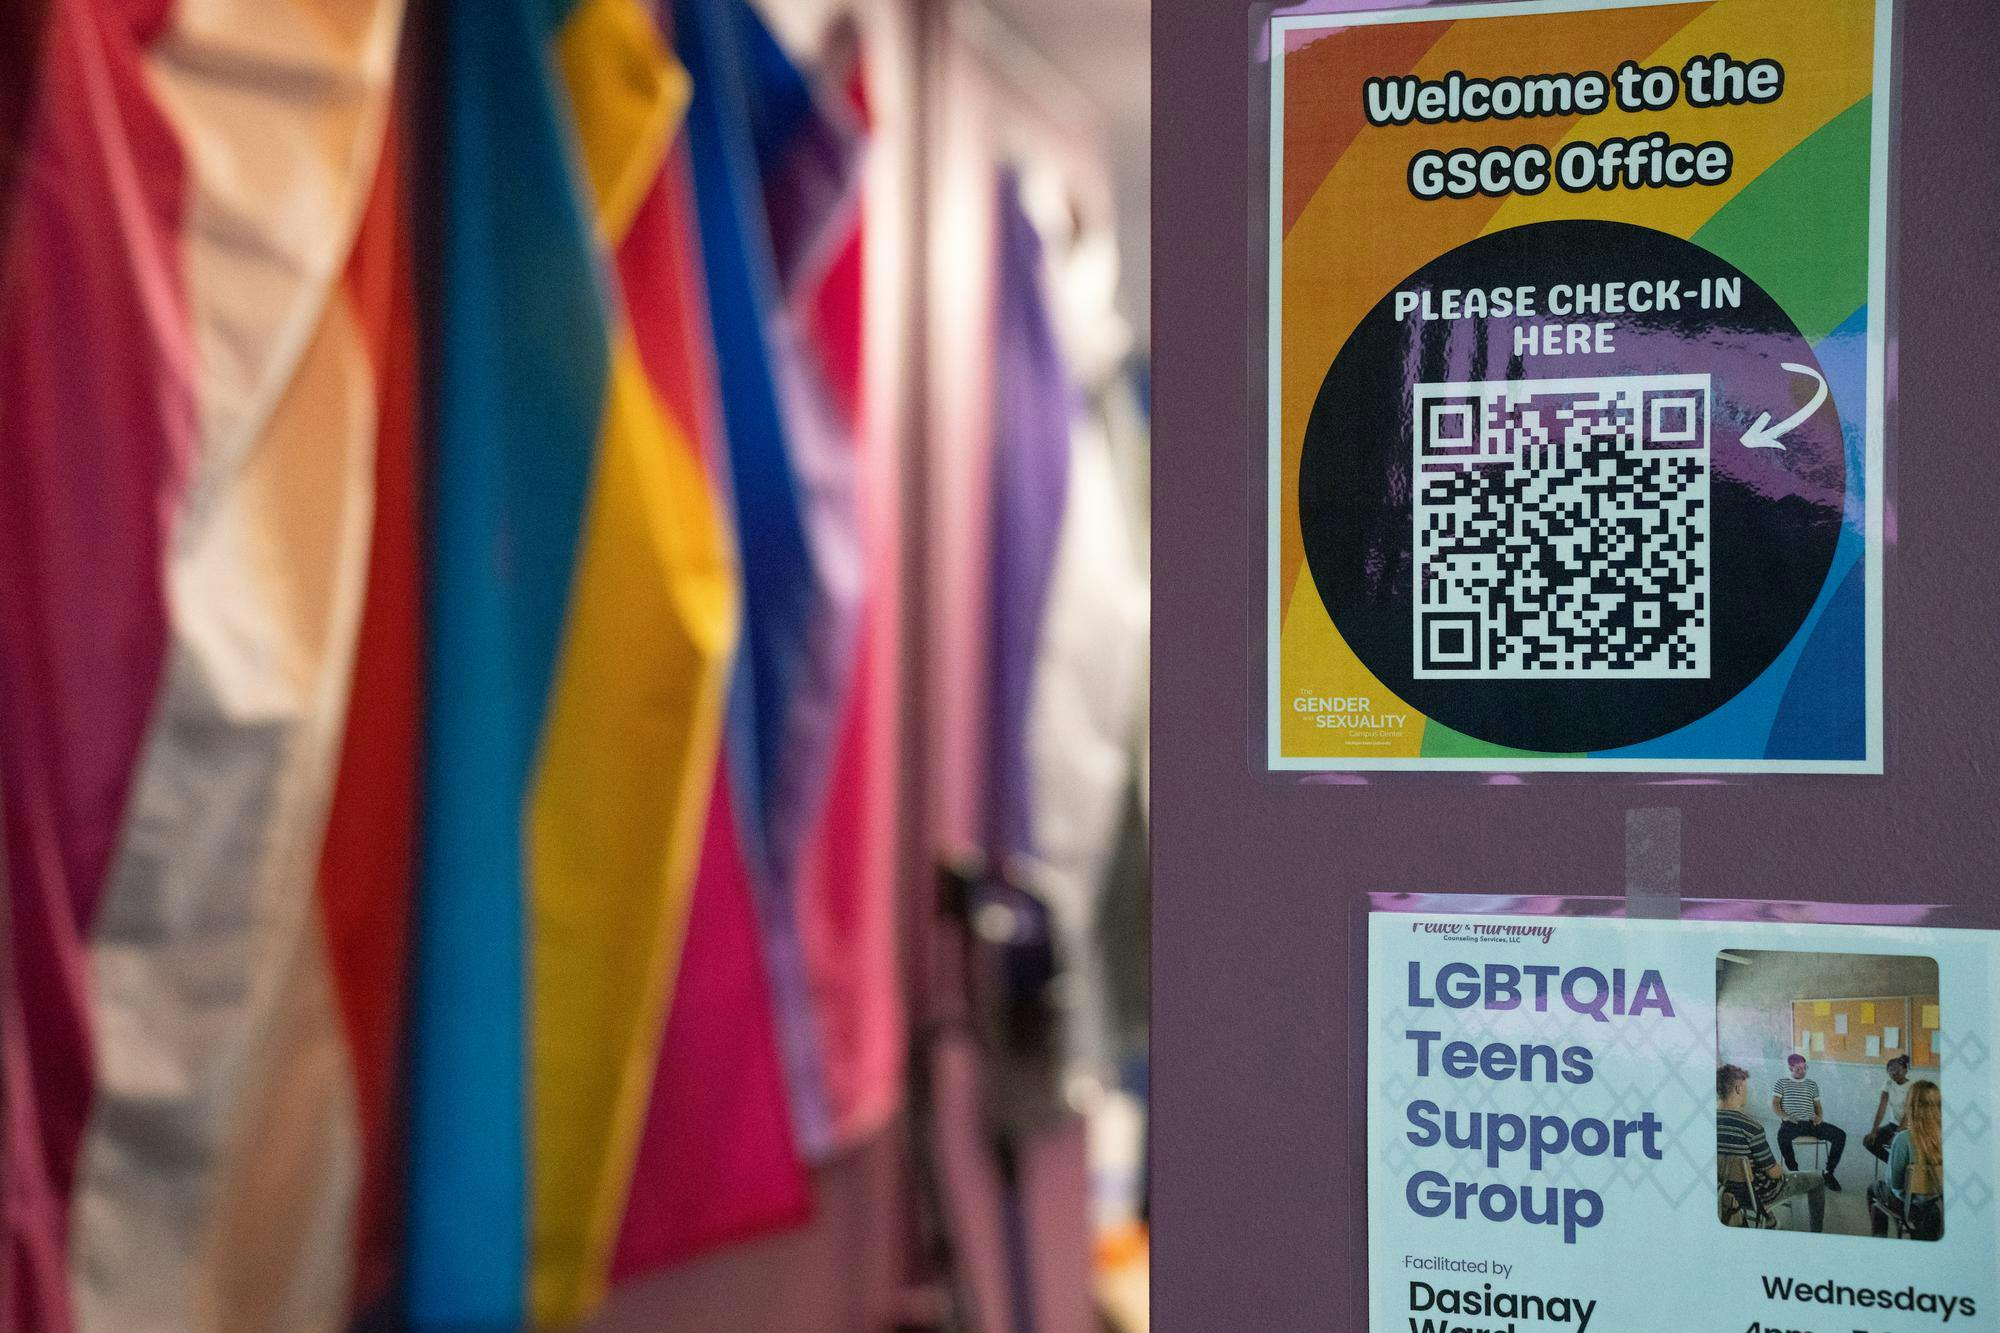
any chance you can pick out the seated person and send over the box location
[1719,1063,1826,1232]
[1870,1079,1944,1239]
[1865,1055,1913,1162]
[1772,1053,1847,1189]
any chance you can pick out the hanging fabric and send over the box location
[670,0,881,1163]
[406,0,736,1325]
[2,2,407,1327]
[609,1,814,1285]
[788,27,910,1164]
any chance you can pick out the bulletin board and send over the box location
[1913,993,1943,1068]
[1789,995,1912,1066]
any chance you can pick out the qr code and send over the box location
[1413,374,1710,679]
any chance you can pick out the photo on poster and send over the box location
[1715,948,1944,1241]
[1265,0,1891,771]
[1368,911,1995,1332]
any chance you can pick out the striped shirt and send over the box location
[1774,1076,1820,1121]
[1718,1109,1781,1205]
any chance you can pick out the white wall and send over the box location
[979,0,1149,340]
[1716,950,1941,1170]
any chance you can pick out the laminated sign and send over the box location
[1369,908,1996,1332]
[1266,0,1892,772]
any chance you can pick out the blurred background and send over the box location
[0,1,1149,1330]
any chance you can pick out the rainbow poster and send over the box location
[1266,0,1891,772]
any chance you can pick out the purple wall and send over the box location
[1151,1,2000,1326]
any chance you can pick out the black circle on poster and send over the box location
[1298,220,1844,755]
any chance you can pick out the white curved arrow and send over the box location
[1741,362,1829,450]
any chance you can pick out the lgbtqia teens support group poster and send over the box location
[1267,0,1890,772]
[1369,910,1998,1333]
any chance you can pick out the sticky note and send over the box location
[1813,1001,1832,1016]
[1861,1002,1876,1022]
[1835,1013,1849,1035]
[1884,1026,1900,1048]
[1923,1005,1940,1030]
[1866,1036,1881,1057]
